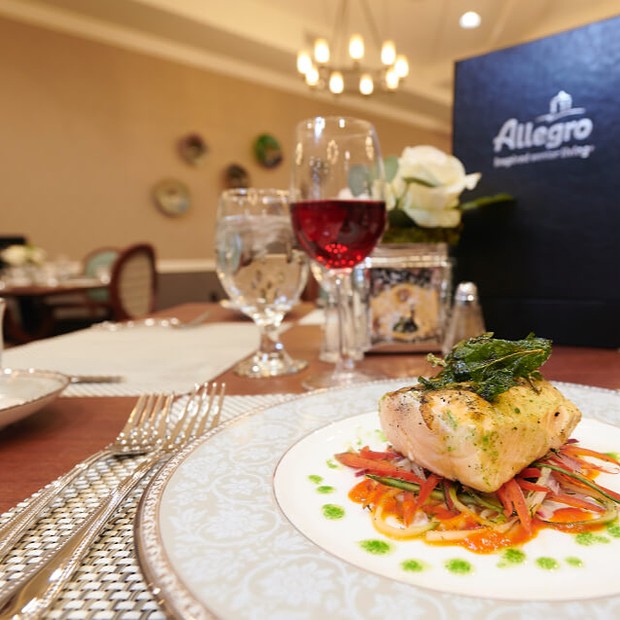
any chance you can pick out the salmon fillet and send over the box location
[378,378,582,493]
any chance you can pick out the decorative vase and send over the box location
[362,242,453,352]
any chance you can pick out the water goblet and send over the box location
[290,116,387,389]
[215,188,309,377]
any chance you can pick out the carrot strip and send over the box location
[517,479,549,493]
[560,445,620,466]
[401,491,417,526]
[496,483,513,518]
[502,478,532,533]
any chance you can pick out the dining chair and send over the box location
[82,246,119,303]
[107,242,158,321]
[48,243,157,333]
[44,246,119,327]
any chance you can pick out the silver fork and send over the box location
[0,381,226,620]
[0,393,167,563]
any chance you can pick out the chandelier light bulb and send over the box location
[359,73,374,95]
[328,71,344,94]
[394,54,409,78]
[459,11,481,29]
[314,38,330,64]
[381,40,396,66]
[305,64,320,87]
[296,1,404,96]
[348,34,365,61]
[296,50,312,75]
[385,67,399,90]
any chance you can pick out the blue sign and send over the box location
[453,15,620,347]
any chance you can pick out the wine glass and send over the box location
[290,116,386,389]
[215,188,309,377]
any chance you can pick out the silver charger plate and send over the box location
[0,368,70,429]
[135,380,620,619]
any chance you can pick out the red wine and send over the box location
[291,199,386,269]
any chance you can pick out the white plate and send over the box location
[0,368,70,428]
[135,381,620,620]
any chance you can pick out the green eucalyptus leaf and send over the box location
[419,332,552,402]
[383,156,399,183]
[348,165,370,196]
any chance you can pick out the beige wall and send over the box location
[0,17,449,264]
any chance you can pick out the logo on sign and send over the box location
[492,91,595,168]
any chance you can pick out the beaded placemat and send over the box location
[0,394,288,619]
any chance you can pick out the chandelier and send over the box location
[296,0,409,96]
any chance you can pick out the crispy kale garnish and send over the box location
[419,332,552,402]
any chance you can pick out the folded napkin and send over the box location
[3,323,260,396]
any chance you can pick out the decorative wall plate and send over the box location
[253,133,283,168]
[223,164,250,189]
[152,179,190,217]
[178,133,209,166]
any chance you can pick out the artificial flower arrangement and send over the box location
[0,244,46,267]
[381,145,512,245]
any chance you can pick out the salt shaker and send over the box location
[442,282,486,356]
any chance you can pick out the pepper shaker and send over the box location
[442,282,486,356]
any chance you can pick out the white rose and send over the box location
[394,146,480,228]
[1,245,28,266]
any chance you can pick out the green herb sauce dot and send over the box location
[565,556,584,568]
[326,459,339,469]
[606,522,620,538]
[498,548,526,568]
[575,532,610,546]
[308,475,323,484]
[445,558,473,575]
[401,559,427,573]
[359,539,392,555]
[536,557,559,570]
[321,504,345,520]
[316,485,334,494]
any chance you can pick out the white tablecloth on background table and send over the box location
[3,323,261,396]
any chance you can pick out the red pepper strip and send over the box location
[560,445,620,466]
[334,452,425,484]
[501,478,532,533]
[359,445,400,461]
[547,492,606,513]
[517,479,550,493]
[417,473,441,508]
[519,467,542,478]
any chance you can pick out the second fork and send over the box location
[0,382,226,620]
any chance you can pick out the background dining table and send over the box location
[0,301,618,619]
[0,276,107,343]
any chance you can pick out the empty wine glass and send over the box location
[215,188,309,377]
[290,116,387,389]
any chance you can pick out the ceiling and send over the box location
[3,0,620,133]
